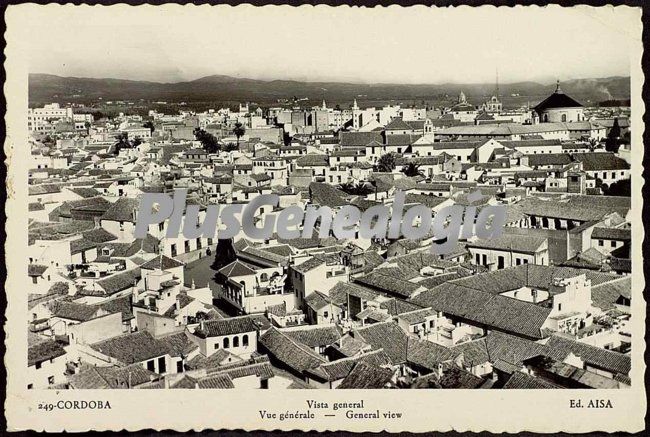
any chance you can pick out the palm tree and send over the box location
[233,122,246,147]
[401,162,422,177]
[339,181,373,196]
[375,153,396,173]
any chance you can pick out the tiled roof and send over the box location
[259,327,326,374]
[308,182,349,208]
[503,371,561,389]
[90,331,174,364]
[591,227,631,241]
[573,153,630,171]
[352,322,409,365]
[337,362,395,389]
[329,282,381,305]
[305,290,335,312]
[452,331,549,369]
[339,131,383,147]
[283,325,342,348]
[28,338,66,367]
[385,134,421,146]
[406,337,458,372]
[101,197,140,223]
[466,234,547,254]
[384,117,413,131]
[524,153,574,168]
[218,260,258,277]
[306,349,392,382]
[95,295,134,322]
[96,268,142,296]
[49,301,101,322]
[515,195,629,222]
[69,363,159,389]
[295,154,328,167]
[196,374,235,389]
[141,254,184,271]
[544,334,631,375]
[194,316,259,338]
[411,282,552,339]
[354,271,422,299]
[158,331,199,357]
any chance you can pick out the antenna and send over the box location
[496,68,499,98]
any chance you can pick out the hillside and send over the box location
[29,73,630,108]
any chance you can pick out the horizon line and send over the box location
[28,72,631,88]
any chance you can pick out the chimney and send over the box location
[436,363,444,379]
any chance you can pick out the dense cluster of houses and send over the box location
[26,84,633,390]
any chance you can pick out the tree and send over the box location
[376,153,396,173]
[605,117,622,153]
[211,238,238,275]
[143,120,155,134]
[233,122,246,147]
[193,127,220,153]
[339,181,373,196]
[113,132,144,155]
[223,142,239,152]
[602,178,631,197]
[587,138,598,152]
[401,162,422,177]
[113,132,131,155]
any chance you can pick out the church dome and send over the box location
[534,81,583,113]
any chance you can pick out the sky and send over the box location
[19,4,640,85]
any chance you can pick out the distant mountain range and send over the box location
[29,73,630,107]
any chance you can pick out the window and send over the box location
[158,356,166,374]
[35,362,42,369]
[475,253,480,264]
[27,384,33,389]
[323,311,329,319]
[611,241,616,248]
[561,114,567,122]
[260,378,269,389]
[171,244,177,257]
[598,240,604,247]
[515,258,521,266]
[214,342,220,349]
[497,256,505,269]
[223,337,230,349]
[242,335,249,347]
[48,376,55,385]
[158,223,164,232]
[233,336,240,347]
[558,303,562,311]
[184,240,190,253]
